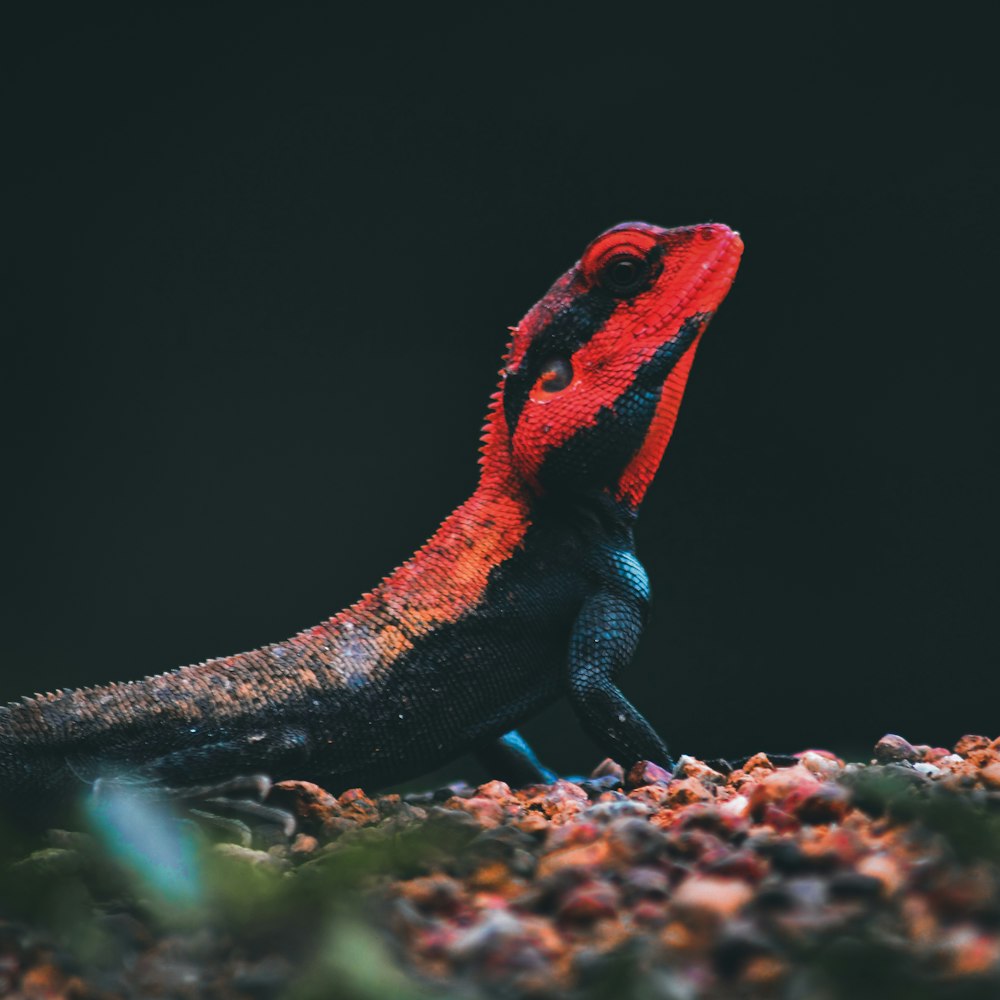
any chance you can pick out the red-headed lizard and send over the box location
[0,221,743,827]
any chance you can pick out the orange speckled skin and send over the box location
[0,222,742,822]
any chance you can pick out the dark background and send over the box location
[4,9,997,778]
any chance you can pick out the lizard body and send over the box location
[0,221,743,824]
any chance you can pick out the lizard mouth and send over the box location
[654,224,744,334]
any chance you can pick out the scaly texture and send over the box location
[0,222,743,824]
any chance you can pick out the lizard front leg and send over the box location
[566,591,674,772]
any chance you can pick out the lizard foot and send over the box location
[92,773,296,848]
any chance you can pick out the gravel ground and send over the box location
[1,734,999,999]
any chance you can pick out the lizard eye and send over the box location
[581,227,661,298]
[537,357,573,393]
[599,253,649,296]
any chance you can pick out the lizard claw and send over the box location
[92,772,296,847]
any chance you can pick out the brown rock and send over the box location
[796,750,844,778]
[954,734,992,756]
[978,762,1000,790]
[514,812,550,835]
[632,900,669,927]
[545,820,601,851]
[606,817,668,864]
[757,804,800,833]
[337,787,380,824]
[747,766,821,820]
[671,875,754,920]
[674,755,727,786]
[582,797,652,825]
[625,760,672,789]
[271,779,342,834]
[523,780,589,822]
[477,780,515,802]
[375,792,403,816]
[621,866,671,900]
[901,894,938,946]
[448,912,567,988]
[666,777,714,806]
[661,919,698,953]
[855,852,905,896]
[742,954,788,986]
[667,802,746,838]
[468,861,519,894]
[536,839,611,878]
[447,795,505,829]
[665,826,728,862]
[873,733,920,763]
[19,964,71,998]
[939,925,1000,976]
[628,782,672,806]
[590,758,625,782]
[557,880,620,924]
[702,849,768,882]
[718,794,751,820]
[741,753,776,773]
[786,781,851,824]
[289,833,319,856]
[924,864,999,918]
[398,875,466,917]
[799,826,864,866]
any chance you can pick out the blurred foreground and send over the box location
[1,734,999,999]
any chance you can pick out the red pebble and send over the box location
[954,735,992,756]
[666,778,713,806]
[625,760,672,789]
[450,795,505,828]
[337,787,380,824]
[557,881,620,924]
[701,848,768,882]
[632,900,669,927]
[873,734,920,764]
[546,822,601,851]
[785,782,850,824]
[477,780,516,802]
[590,758,626,781]
[748,767,820,819]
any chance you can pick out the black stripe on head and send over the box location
[536,312,709,495]
[503,244,667,436]
[503,287,617,435]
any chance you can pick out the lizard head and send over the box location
[485,221,743,510]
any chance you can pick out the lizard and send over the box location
[0,220,743,829]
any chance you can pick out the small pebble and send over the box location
[290,833,318,855]
[954,735,992,755]
[979,762,1000,790]
[665,777,714,806]
[873,733,920,764]
[625,760,672,789]
[671,876,754,920]
[557,881,619,924]
[589,758,625,782]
